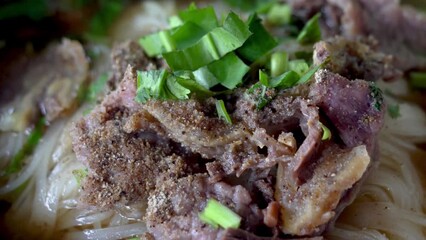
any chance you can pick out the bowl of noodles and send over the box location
[0,1,425,239]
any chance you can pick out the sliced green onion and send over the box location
[267,4,291,25]
[199,198,241,229]
[178,6,219,32]
[270,51,289,77]
[215,100,233,124]
[169,15,183,28]
[4,117,46,175]
[270,70,300,89]
[289,59,309,76]
[193,52,249,89]
[388,104,401,119]
[259,69,270,86]
[320,122,331,140]
[409,72,426,89]
[296,63,321,84]
[139,30,171,57]
[237,13,277,62]
[163,12,251,71]
[170,22,207,50]
[297,13,321,45]
[72,168,88,186]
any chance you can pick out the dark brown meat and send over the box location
[234,92,322,184]
[143,99,294,181]
[313,37,400,81]
[146,174,263,240]
[291,0,426,71]
[72,67,197,208]
[309,69,385,154]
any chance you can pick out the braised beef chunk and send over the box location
[72,67,198,208]
[146,175,263,240]
[310,69,385,154]
[291,0,426,71]
[313,37,400,81]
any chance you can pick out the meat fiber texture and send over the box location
[71,38,388,239]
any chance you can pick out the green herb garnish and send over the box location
[266,3,291,25]
[199,198,241,229]
[163,12,251,71]
[135,70,190,103]
[320,122,331,140]
[297,13,321,45]
[270,51,289,77]
[369,83,384,111]
[216,100,233,124]
[237,13,278,62]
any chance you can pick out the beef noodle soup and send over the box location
[0,1,425,239]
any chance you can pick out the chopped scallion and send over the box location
[320,122,331,140]
[163,12,251,71]
[297,13,321,45]
[270,51,289,77]
[237,13,277,62]
[267,4,291,25]
[215,100,233,124]
[289,59,309,76]
[296,63,321,85]
[199,198,241,229]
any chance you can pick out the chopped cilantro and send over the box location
[369,83,384,111]
[135,70,190,103]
